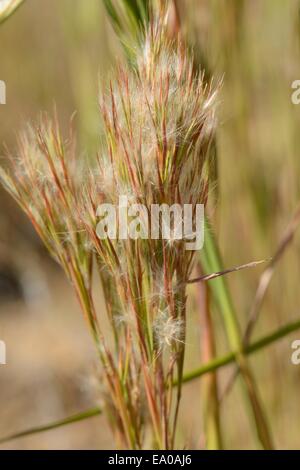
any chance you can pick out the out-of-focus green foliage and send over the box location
[103,0,151,62]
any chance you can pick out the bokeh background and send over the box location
[0,0,300,449]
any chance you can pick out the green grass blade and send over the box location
[102,0,123,34]
[200,219,240,346]
[0,407,102,445]
[200,216,274,449]
[122,0,145,25]
[2,319,299,446]
[103,0,150,38]
[181,318,300,383]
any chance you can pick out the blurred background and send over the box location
[0,0,300,449]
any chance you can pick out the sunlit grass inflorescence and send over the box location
[0,15,219,449]
[81,21,219,449]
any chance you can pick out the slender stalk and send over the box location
[0,407,102,445]
[2,318,299,446]
[221,202,300,399]
[200,217,273,449]
[181,318,300,383]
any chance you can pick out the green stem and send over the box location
[0,407,101,445]
[196,265,222,449]
[2,318,299,446]
[181,318,300,383]
[199,216,273,449]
